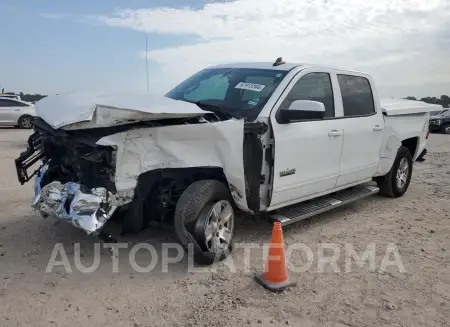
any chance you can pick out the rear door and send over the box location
[269,69,344,209]
[334,74,384,187]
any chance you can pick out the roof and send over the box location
[208,61,368,76]
[209,62,306,71]
[0,94,20,98]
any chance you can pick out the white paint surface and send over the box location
[380,98,443,116]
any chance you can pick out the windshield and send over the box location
[165,68,288,119]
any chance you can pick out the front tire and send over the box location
[174,180,234,264]
[376,146,413,198]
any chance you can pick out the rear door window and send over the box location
[337,74,375,117]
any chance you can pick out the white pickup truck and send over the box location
[15,58,442,264]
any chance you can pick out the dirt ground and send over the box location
[0,128,449,327]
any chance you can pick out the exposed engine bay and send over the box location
[17,118,125,189]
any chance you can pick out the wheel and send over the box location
[17,115,33,129]
[174,180,234,265]
[441,124,450,134]
[194,200,234,253]
[376,146,413,198]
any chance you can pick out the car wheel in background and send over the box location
[17,115,34,129]
[441,124,450,134]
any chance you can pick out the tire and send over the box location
[174,180,234,265]
[376,146,413,198]
[17,115,33,129]
[441,124,450,134]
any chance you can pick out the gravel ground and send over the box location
[0,128,449,327]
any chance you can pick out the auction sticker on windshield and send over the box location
[235,82,266,92]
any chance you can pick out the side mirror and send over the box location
[278,100,325,123]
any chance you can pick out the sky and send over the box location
[0,0,449,98]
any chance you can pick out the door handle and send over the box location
[14,109,21,112]
[328,130,342,137]
[373,125,383,132]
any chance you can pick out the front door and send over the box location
[269,70,344,209]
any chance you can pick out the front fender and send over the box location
[96,119,250,212]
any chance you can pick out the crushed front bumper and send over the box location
[32,166,119,234]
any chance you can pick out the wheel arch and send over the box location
[376,145,413,198]
[401,137,419,159]
[121,167,243,234]
[137,166,229,198]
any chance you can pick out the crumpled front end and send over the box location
[17,113,250,236]
[32,166,119,234]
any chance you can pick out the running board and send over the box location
[269,185,379,226]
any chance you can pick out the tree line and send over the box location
[404,95,450,108]
[1,90,47,103]
[19,92,47,103]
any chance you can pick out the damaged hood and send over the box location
[35,92,212,130]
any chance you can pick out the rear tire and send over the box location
[376,146,413,198]
[18,115,33,129]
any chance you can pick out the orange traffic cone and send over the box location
[254,222,296,292]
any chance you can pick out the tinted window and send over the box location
[0,99,15,107]
[338,75,375,116]
[280,73,335,118]
[166,68,288,119]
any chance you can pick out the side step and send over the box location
[269,184,379,226]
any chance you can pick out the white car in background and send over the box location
[0,97,36,129]
[0,93,21,100]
